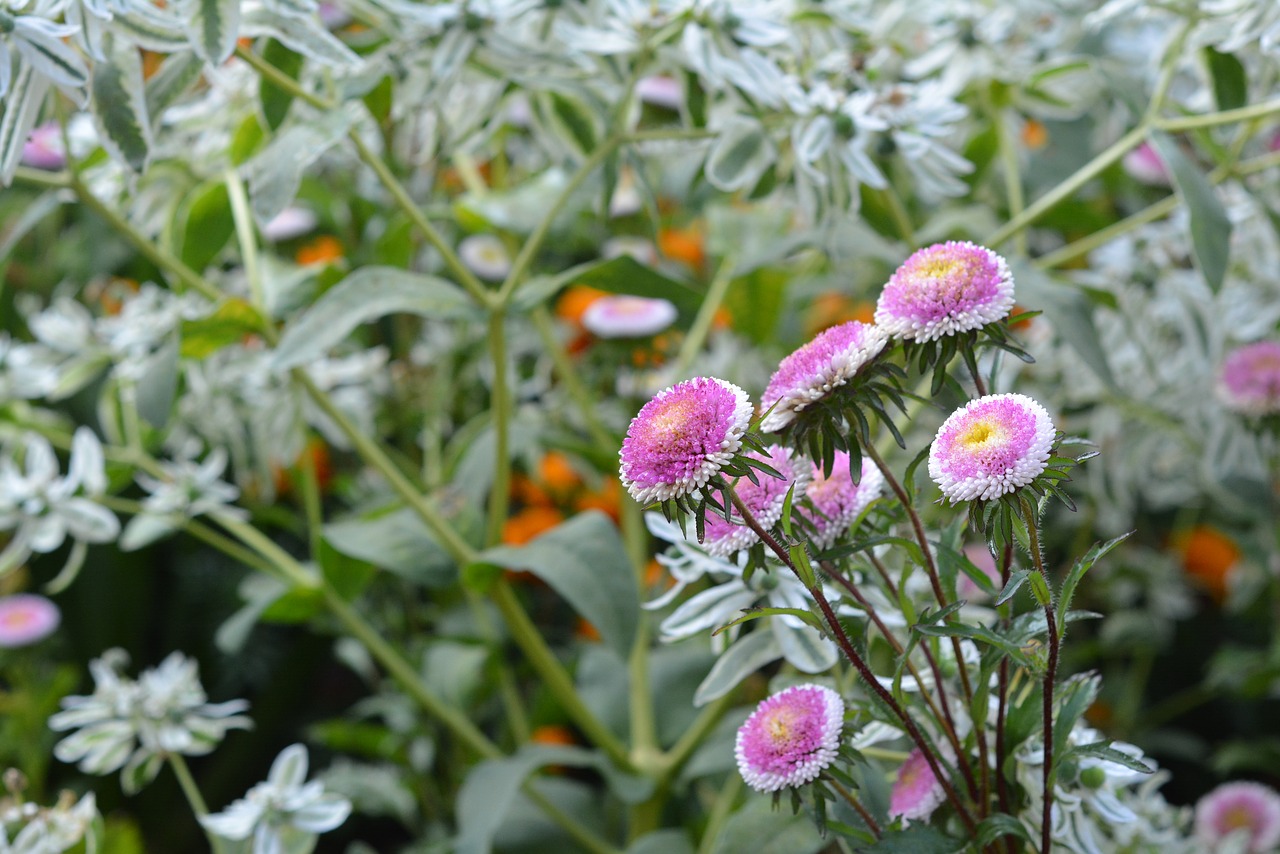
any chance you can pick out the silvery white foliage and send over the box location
[119,445,247,550]
[0,1,89,101]
[644,512,838,673]
[63,0,186,61]
[0,789,98,854]
[49,648,253,794]
[201,743,352,854]
[0,428,119,578]
[1015,719,1193,854]
[0,335,59,400]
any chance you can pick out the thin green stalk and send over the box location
[985,125,1147,248]
[1020,498,1057,854]
[696,775,743,854]
[168,753,227,854]
[296,438,326,562]
[496,134,627,306]
[530,305,615,452]
[993,104,1027,257]
[232,45,493,308]
[491,581,636,772]
[293,370,477,564]
[826,774,881,838]
[657,689,736,788]
[212,512,319,590]
[1144,21,1192,124]
[672,256,735,379]
[621,497,658,759]
[10,166,70,190]
[1156,95,1280,132]
[1035,194,1179,270]
[485,311,512,547]
[523,787,624,854]
[224,166,267,315]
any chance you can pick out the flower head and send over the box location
[0,594,60,648]
[929,393,1055,503]
[201,744,352,852]
[760,321,888,432]
[1218,341,1280,417]
[1194,781,1280,853]
[889,748,946,822]
[619,377,752,504]
[261,206,318,242]
[735,684,843,792]
[702,446,808,557]
[800,453,883,550]
[1122,142,1170,186]
[582,295,678,339]
[458,234,511,282]
[21,122,65,171]
[874,242,1014,342]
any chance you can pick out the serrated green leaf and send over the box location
[89,36,151,174]
[144,51,203,120]
[189,0,241,65]
[1068,740,1154,775]
[996,569,1031,606]
[1028,570,1052,607]
[1149,132,1231,292]
[546,90,598,155]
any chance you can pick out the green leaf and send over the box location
[180,298,262,358]
[272,267,475,369]
[913,621,1033,669]
[1204,48,1247,111]
[476,512,639,658]
[704,118,773,192]
[866,826,968,853]
[976,813,1034,847]
[229,114,265,166]
[176,181,235,272]
[241,6,360,68]
[629,830,694,854]
[694,629,781,706]
[712,606,826,639]
[324,505,458,588]
[456,744,652,854]
[189,0,241,65]
[1055,532,1131,637]
[260,38,304,131]
[1149,132,1232,292]
[709,794,827,854]
[1027,570,1052,607]
[1053,673,1101,765]
[243,109,353,223]
[134,334,179,429]
[996,569,1031,606]
[144,51,203,120]
[545,90,599,155]
[89,34,152,173]
[1068,741,1154,775]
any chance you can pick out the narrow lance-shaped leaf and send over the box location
[0,67,50,186]
[188,0,242,66]
[90,33,153,173]
[1149,132,1232,292]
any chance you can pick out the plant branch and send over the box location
[1021,497,1058,854]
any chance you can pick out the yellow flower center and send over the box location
[765,708,796,744]
[959,419,1000,449]
[1222,804,1256,833]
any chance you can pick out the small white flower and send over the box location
[201,744,352,854]
[458,234,512,282]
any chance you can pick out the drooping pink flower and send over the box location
[1195,781,1280,853]
[582,296,677,339]
[21,123,66,171]
[1219,341,1280,417]
[929,393,1055,503]
[889,748,947,823]
[800,452,883,550]
[760,321,888,432]
[0,594,61,647]
[735,684,844,792]
[619,377,752,504]
[701,446,809,557]
[874,242,1014,342]
[1122,141,1170,186]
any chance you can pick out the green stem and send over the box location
[657,689,736,788]
[1156,95,1280,132]
[295,438,326,562]
[211,512,318,591]
[224,166,266,315]
[1020,498,1057,854]
[496,134,627,306]
[491,581,635,772]
[695,775,743,854]
[10,166,70,190]
[168,753,227,854]
[826,774,881,838]
[530,305,616,453]
[622,496,658,763]
[993,103,1027,257]
[485,311,512,547]
[672,256,735,379]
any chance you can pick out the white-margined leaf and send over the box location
[187,0,242,66]
[145,52,204,120]
[14,18,89,93]
[704,117,774,192]
[693,630,781,706]
[114,5,190,53]
[242,7,361,67]
[243,107,354,223]
[90,33,153,173]
[0,65,50,186]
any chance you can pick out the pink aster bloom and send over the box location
[874,242,1015,342]
[1122,141,1170,186]
[735,683,843,792]
[889,748,946,822]
[800,452,883,550]
[0,593,61,647]
[582,295,678,339]
[261,206,318,242]
[21,122,66,171]
[702,446,808,557]
[619,377,753,504]
[1219,341,1280,417]
[1195,781,1280,853]
[760,321,888,432]
[929,393,1055,503]
[636,75,683,111]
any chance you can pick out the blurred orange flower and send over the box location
[296,235,344,266]
[1174,525,1240,602]
[502,506,564,545]
[658,224,706,273]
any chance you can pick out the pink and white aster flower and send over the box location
[929,393,1055,503]
[760,321,888,432]
[735,684,844,792]
[619,377,752,504]
[702,446,808,557]
[582,295,678,339]
[1218,341,1280,417]
[889,748,946,822]
[800,452,883,550]
[874,242,1014,342]
[1195,781,1280,853]
[0,593,60,647]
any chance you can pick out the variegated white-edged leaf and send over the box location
[114,5,190,53]
[0,65,50,186]
[704,117,774,192]
[242,7,361,67]
[188,0,242,66]
[90,34,153,173]
[144,51,204,121]
[13,17,90,94]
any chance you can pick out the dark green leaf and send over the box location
[90,34,152,173]
[1204,48,1247,111]
[1149,132,1232,292]
[260,38,304,130]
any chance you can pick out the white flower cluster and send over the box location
[0,778,97,854]
[49,648,252,794]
